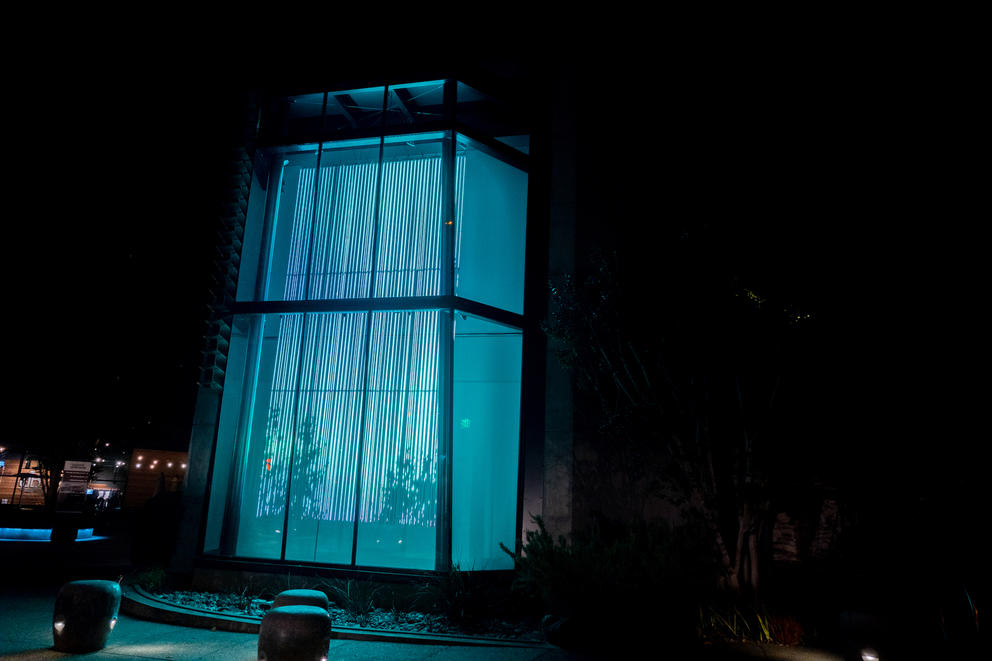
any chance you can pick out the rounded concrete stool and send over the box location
[52,579,121,652]
[272,588,329,610]
[258,605,331,661]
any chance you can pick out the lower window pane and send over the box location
[452,315,522,570]
[284,313,367,563]
[207,308,520,571]
[235,314,305,559]
[354,310,440,570]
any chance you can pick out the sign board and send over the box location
[56,460,93,511]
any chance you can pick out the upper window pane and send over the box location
[454,135,528,314]
[241,133,452,302]
[372,135,446,298]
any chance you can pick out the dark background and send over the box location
[2,31,983,575]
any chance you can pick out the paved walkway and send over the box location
[0,584,583,661]
[0,533,843,660]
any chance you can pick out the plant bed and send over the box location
[148,589,545,643]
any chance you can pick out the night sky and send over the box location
[2,37,983,561]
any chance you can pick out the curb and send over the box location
[121,585,552,648]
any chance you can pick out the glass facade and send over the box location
[204,80,528,572]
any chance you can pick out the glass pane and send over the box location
[455,135,528,314]
[355,310,440,570]
[452,314,522,570]
[211,313,304,559]
[203,314,259,555]
[305,141,382,300]
[327,86,387,134]
[373,135,447,298]
[284,313,367,564]
[384,80,446,129]
[253,147,321,301]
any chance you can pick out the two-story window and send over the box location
[202,80,529,572]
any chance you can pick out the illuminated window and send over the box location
[204,80,528,571]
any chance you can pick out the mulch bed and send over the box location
[151,590,544,642]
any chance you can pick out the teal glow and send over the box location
[452,315,522,570]
[208,84,529,572]
[0,527,53,541]
[454,137,528,314]
[223,310,439,568]
[0,527,97,542]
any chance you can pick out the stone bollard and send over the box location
[258,605,332,661]
[272,588,329,610]
[52,579,122,652]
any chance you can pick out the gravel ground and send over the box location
[152,590,545,642]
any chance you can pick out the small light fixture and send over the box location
[167,462,173,468]
[181,463,187,468]
[54,620,65,633]
[137,455,143,460]
[861,648,879,661]
[135,464,141,469]
[109,617,117,630]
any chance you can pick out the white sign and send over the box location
[59,461,92,495]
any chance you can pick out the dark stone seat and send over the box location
[258,605,332,661]
[52,579,122,652]
[272,589,329,610]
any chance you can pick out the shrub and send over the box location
[319,579,382,627]
[501,515,717,651]
[414,565,510,627]
[698,601,805,646]
[125,566,167,592]
[769,614,804,645]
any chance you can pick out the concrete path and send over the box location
[0,585,579,660]
[0,583,847,660]
[0,533,843,660]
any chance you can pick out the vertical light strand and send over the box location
[371,155,447,298]
[285,168,313,300]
